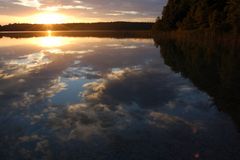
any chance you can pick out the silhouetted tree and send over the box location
[154,0,239,33]
[225,0,240,33]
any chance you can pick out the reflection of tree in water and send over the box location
[154,38,240,129]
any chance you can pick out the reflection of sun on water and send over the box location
[33,31,70,48]
[48,30,52,36]
[39,37,63,48]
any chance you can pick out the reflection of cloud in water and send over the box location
[76,47,160,75]
[17,134,50,159]
[11,78,67,107]
[43,49,94,55]
[62,66,101,80]
[44,102,201,142]
[0,47,95,106]
[1,37,230,160]
[82,67,180,108]
[106,44,138,49]
[38,78,67,98]
[34,68,203,142]
[0,49,94,79]
[148,112,200,130]
[1,52,51,79]
[122,46,138,49]
[106,44,124,47]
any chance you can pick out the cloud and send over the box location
[12,0,93,11]
[0,0,168,23]
[40,5,93,11]
[106,10,140,16]
[13,0,41,8]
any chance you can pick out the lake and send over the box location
[0,32,240,160]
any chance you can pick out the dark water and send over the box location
[0,32,240,160]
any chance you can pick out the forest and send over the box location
[0,22,153,31]
[153,0,240,33]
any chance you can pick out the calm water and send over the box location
[0,32,240,160]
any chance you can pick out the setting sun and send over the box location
[32,13,68,24]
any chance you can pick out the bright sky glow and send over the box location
[31,13,68,24]
[0,0,167,24]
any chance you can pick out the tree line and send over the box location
[153,0,240,33]
[0,22,153,31]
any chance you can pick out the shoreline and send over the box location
[0,30,153,39]
[153,30,240,48]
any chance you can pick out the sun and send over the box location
[32,13,67,24]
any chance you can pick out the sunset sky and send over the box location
[0,0,167,24]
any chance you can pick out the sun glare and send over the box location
[30,31,69,48]
[39,37,64,47]
[33,13,67,24]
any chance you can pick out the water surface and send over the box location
[0,32,240,160]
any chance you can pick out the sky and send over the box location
[0,0,167,24]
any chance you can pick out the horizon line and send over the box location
[0,21,155,26]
